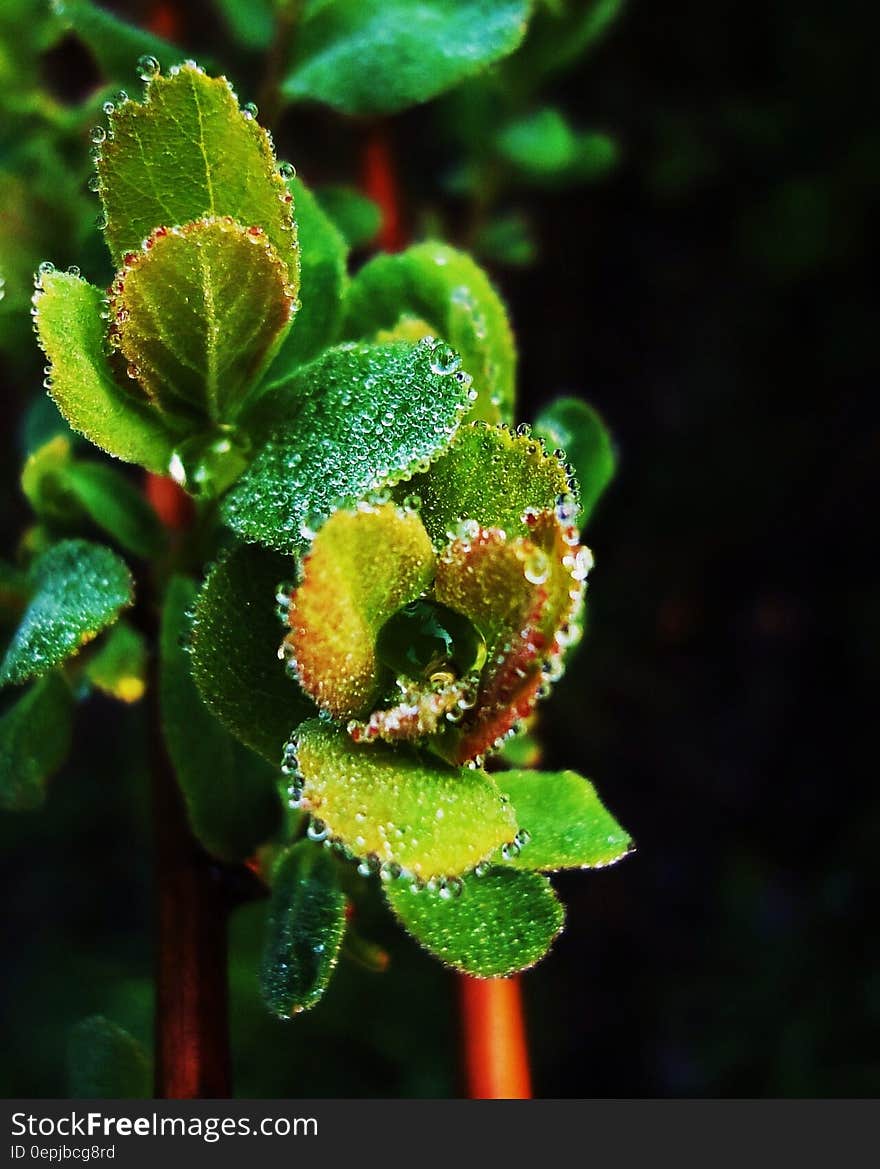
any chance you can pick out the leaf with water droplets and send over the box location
[385,867,563,976]
[282,0,530,115]
[496,770,633,871]
[262,177,348,379]
[343,242,516,423]
[0,540,133,688]
[50,0,181,84]
[0,673,73,811]
[288,504,435,720]
[110,217,296,425]
[66,1015,151,1099]
[33,271,178,473]
[84,621,147,704]
[225,341,472,553]
[190,543,315,764]
[294,719,518,879]
[404,422,571,546]
[260,841,347,1017]
[96,63,297,271]
[160,576,282,861]
[534,397,616,524]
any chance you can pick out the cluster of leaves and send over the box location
[2,1,630,1036]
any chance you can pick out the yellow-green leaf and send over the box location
[288,504,435,720]
[84,621,147,704]
[34,271,177,472]
[109,217,296,424]
[293,719,518,879]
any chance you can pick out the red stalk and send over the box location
[459,977,532,1099]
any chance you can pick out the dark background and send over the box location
[2,0,877,1097]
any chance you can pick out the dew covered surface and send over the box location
[0,539,132,687]
[1,0,875,1101]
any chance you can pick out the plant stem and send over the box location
[147,472,231,1099]
[361,122,407,253]
[458,975,532,1099]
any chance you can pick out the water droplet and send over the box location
[137,54,160,81]
[523,548,550,585]
[242,101,258,119]
[114,90,129,105]
[278,161,296,180]
[514,829,532,848]
[429,342,461,376]
[87,173,100,192]
[102,99,116,115]
[89,125,106,144]
[501,840,521,861]
[439,876,463,900]
[37,261,55,278]
[307,818,329,842]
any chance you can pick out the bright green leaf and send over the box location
[66,1015,151,1099]
[282,0,530,115]
[294,719,518,879]
[96,63,297,269]
[50,0,181,83]
[0,673,73,811]
[315,185,381,249]
[110,217,296,424]
[260,841,347,1017]
[191,543,315,764]
[343,242,516,423]
[34,271,178,473]
[84,621,148,703]
[226,341,472,553]
[263,177,348,379]
[496,769,633,871]
[160,576,282,861]
[533,396,615,522]
[405,422,571,547]
[21,436,78,526]
[0,540,133,688]
[289,504,435,720]
[385,867,563,976]
[497,107,576,174]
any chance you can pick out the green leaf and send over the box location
[315,185,381,249]
[0,540,133,688]
[160,576,282,861]
[282,0,530,115]
[84,621,147,703]
[404,422,571,546]
[226,341,472,553]
[110,217,296,424]
[50,0,181,83]
[475,212,537,267]
[66,1015,151,1099]
[0,674,73,811]
[343,242,516,424]
[263,177,348,379]
[293,719,518,879]
[496,770,633,871]
[288,504,435,720]
[61,460,166,559]
[385,867,563,976]
[497,108,618,183]
[214,0,275,50]
[191,543,315,764]
[497,107,576,174]
[96,63,297,270]
[34,271,178,473]
[23,436,166,559]
[260,841,347,1017]
[533,396,615,522]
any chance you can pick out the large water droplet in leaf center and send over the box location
[376,600,486,682]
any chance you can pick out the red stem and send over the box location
[361,123,407,253]
[146,472,231,1098]
[459,976,532,1099]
